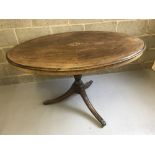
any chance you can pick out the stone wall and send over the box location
[0,19,155,85]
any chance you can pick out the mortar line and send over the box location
[83,24,85,31]
[30,19,33,27]
[13,29,19,44]
[115,20,119,32]
[49,26,53,34]
[67,19,70,25]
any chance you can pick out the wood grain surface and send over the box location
[6,31,145,75]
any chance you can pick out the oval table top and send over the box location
[6,31,145,75]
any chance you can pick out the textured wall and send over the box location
[0,19,155,85]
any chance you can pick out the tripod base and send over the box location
[43,75,106,128]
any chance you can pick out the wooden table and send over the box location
[6,31,145,128]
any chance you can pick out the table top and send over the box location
[6,31,145,75]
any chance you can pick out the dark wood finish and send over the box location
[6,31,145,75]
[44,75,106,127]
[6,31,145,128]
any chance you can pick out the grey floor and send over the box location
[0,69,155,134]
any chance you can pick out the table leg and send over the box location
[80,88,106,127]
[43,74,106,128]
[43,85,74,105]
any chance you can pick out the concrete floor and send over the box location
[0,69,155,134]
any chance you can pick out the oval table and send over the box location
[6,31,145,128]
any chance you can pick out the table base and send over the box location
[43,75,106,128]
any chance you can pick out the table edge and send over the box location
[6,45,145,76]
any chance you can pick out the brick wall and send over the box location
[0,19,154,85]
